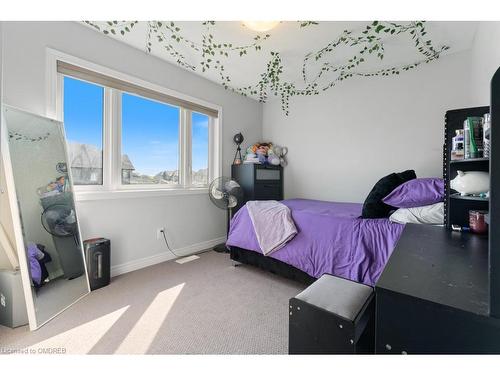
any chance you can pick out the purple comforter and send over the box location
[227,199,404,286]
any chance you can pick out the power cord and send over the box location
[160,229,182,258]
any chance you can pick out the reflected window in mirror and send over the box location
[63,76,104,186]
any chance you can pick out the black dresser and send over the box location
[375,224,500,354]
[231,163,283,213]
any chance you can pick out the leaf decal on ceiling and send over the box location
[83,21,449,115]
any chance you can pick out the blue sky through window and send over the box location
[192,112,209,172]
[63,76,103,149]
[63,76,209,178]
[122,92,179,176]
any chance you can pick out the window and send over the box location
[63,76,104,185]
[121,93,180,185]
[191,112,209,186]
[55,56,220,196]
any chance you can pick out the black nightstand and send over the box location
[231,163,283,213]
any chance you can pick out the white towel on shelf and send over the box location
[246,200,298,256]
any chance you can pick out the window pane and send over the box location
[191,112,209,186]
[121,93,180,185]
[63,76,104,185]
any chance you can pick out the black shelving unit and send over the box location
[450,157,489,164]
[490,67,500,317]
[443,69,500,319]
[375,68,500,353]
[450,193,488,202]
[443,106,490,229]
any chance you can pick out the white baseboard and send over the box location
[110,236,226,277]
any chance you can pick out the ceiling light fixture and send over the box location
[243,21,280,33]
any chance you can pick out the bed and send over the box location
[226,199,405,286]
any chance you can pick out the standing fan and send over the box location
[41,203,84,279]
[41,204,78,238]
[209,177,244,252]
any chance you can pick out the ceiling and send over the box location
[82,21,478,103]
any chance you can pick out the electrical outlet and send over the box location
[156,228,165,240]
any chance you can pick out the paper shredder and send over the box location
[83,238,111,291]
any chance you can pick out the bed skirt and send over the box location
[229,246,316,285]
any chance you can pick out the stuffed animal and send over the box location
[450,170,489,195]
[257,153,267,164]
[246,142,273,164]
[252,142,272,156]
[244,142,289,166]
[273,145,289,167]
[267,149,281,166]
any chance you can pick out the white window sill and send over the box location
[75,187,208,202]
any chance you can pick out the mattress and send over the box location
[226,199,405,286]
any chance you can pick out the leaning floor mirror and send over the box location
[1,105,89,330]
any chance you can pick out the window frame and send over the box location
[58,75,110,192]
[46,48,222,200]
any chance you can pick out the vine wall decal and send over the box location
[84,21,449,115]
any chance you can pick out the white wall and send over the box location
[263,51,474,203]
[470,22,500,105]
[1,21,262,274]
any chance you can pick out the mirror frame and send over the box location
[0,104,90,330]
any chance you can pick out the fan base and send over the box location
[213,243,229,253]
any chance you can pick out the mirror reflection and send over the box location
[4,106,89,328]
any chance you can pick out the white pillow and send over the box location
[389,202,444,225]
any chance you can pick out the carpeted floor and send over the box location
[0,251,305,354]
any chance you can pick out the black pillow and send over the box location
[361,170,417,219]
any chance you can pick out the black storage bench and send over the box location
[289,274,375,354]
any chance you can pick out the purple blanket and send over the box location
[227,199,404,286]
